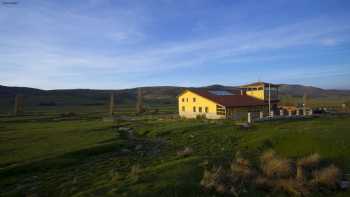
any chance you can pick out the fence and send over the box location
[247,108,314,124]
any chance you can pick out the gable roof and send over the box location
[185,89,267,107]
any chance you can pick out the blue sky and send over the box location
[1,0,350,90]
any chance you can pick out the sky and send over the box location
[0,0,350,90]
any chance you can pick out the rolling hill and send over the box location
[0,84,350,111]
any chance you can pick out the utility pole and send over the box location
[109,92,115,116]
[14,95,24,116]
[268,83,271,117]
[136,88,144,114]
[303,92,307,116]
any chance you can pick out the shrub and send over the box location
[312,164,340,188]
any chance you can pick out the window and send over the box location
[199,107,202,113]
[216,105,225,115]
[182,106,185,112]
[205,107,209,113]
[193,97,196,102]
[258,87,263,90]
[186,98,188,102]
[182,98,185,102]
[193,106,196,112]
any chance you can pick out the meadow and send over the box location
[0,105,350,197]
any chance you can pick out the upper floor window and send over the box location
[186,98,188,102]
[193,97,196,102]
[193,106,196,112]
[205,107,209,113]
[182,98,185,102]
[199,107,202,113]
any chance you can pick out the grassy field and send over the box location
[0,107,350,196]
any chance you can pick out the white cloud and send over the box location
[0,2,349,89]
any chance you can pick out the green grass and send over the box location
[0,110,350,196]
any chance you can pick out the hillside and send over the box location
[0,84,349,111]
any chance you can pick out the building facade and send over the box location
[178,82,279,120]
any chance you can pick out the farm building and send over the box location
[178,82,279,119]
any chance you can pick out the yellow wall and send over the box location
[245,85,279,101]
[178,90,225,119]
[246,87,265,100]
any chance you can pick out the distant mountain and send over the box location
[278,84,350,98]
[1,84,350,109]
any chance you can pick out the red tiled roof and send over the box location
[188,89,267,107]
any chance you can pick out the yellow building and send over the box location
[178,82,279,119]
[240,82,279,110]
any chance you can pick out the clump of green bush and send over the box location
[201,150,343,196]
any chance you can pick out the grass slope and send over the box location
[0,112,350,196]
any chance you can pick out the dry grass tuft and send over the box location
[231,158,255,179]
[297,153,320,168]
[260,149,276,164]
[255,176,273,189]
[177,147,193,157]
[129,164,143,182]
[201,150,343,196]
[312,164,340,187]
[262,157,291,178]
[200,166,223,189]
[274,179,309,196]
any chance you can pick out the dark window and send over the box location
[182,98,185,102]
[216,105,225,115]
[205,107,209,113]
[186,98,188,102]
[199,107,202,113]
[193,97,196,102]
[193,106,196,112]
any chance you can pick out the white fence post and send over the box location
[270,111,274,118]
[280,109,284,116]
[248,112,252,123]
[288,110,292,117]
[260,111,264,119]
[309,109,313,116]
[296,110,300,116]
